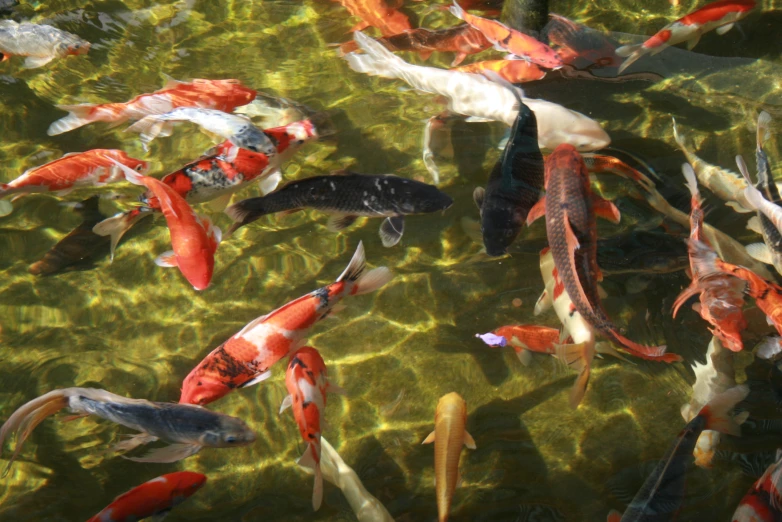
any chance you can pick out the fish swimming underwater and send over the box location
[543,14,622,69]
[615,0,756,73]
[478,324,568,366]
[608,386,748,521]
[0,387,256,474]
[739,155,782,258]
[453,59,546,83]
[732,450,782,522]
[0,20,89,68]
[0,149,148,216]
[596,230,689,276]
[226,172,453,246]
[47,78,256,136]
[422,392,476,522]
[280,346,345,511]
[86,471,206,522]
[335,0,411,36]
[179,241,392,406]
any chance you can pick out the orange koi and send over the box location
[422,392,476,522]
[179,241,392,406]
[448,1,563,70]
[280,347,345,511]
[455,0,504,17]
[479,324,568,365]
[86,472,206,522]
[453,58,545,83]
[336,0,412,37]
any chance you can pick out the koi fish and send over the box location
[595,230,689,276]
[455,0,504,16]
[453,58,546,83]
[0,149,148,217]
[608,385,748,521]
[106,159,221,291]
[472,81,543,256]
[616,0,757,73]
[448,1,563,70]
[478,324,568,366]
[339,24,491,66]
[47,78,257,136]
[280,347,345,511]
[739,155,782,253]
[0,387,255,474]
[543,14,622,69]
[126,107,277,156]
[0,20,90,69]
[335,0,412,36]
[672,164,747,352]
[344,31,610,151]
[732,450,782,522]
[179,241,392,406]
[527,144,676,362]
[86,471,206,522]
[422,392,476,522]
[226,172,453,246]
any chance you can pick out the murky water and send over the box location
[2,0,782,520]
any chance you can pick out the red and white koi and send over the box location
[732,450,782,522]
[616,0,757,73]
[0,20,90,69]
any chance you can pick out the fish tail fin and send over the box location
[47,104,98,136]
[0,187,12,217]
[0,389,73,476]
[671,117,692,154]
[672,282,700,318]
[297,443,323,511]
[605,328,679,362]
[614,45,643,74]
[681,163,701,201]
[699,385,749,436]
[337,241,393,295]
[224,197,266,233]
[344,31,403,80]
[125,115,171,147]
[448,0,466,21]
[758,111,772,148]
[556,341,595,408]
[687,238,722,280]
[92,209,151,262]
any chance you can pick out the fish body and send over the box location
[107,160,221,290]
[483,324,569,366]
[453,59,546,83]
[47,78,257,136]
[596,230,689,276]
[0,20,89,68]
[344,31,610,151]
[732,452,782,522]
[422,392,476,522]
[673,164,747,352]
[544,14,622,69]
[616,386,748,521]
[280,347,344,511]
[615,0,756,73]
[179,241,392,406]
[473,93,544,256]
[226,172,452,246]
[335,0,411,36]
[86,471,206,522]
[456,0,504,16]
[448,2,563,69]
[750,111,782,276]
[0,387,255,473]
[527,144,675,362]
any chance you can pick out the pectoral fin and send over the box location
[422,430,436,444]
[326,381,347,395]
[326,213,357,232]
[379,215,404,247]
[107,433,159,454]
[526,197,546,225]
[534,289,552,315]
[239,370,272,389]
[516,348,533,366]
[206,193,234,213]
[747,216,763,234]
[124,443,202,463]
[258,170,282,195]
[686,33,701,50]
[23,55,55,68]
[472,187,485,211]
[155,251,178,268]
[279,394,293,414]
[592,195,621,223]
[715,23,734,35]
[746,242,773,264]
[463,431,476,449]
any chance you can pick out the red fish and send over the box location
[86,471,206,522]
[48,78,257,136]
[544,14,622,69]
[107,159,221,290]
[483,324,568,365]
[672,164,747,352]
[615,0,756,73]
[732,451,782,522]
[179,241,392,406]
[455,0,504,17]
[453,59,546,83]
[280,346,345,511]
[336,0,412,37]
[526,144,677,362]
[448,1,563,70]
[0,150,147,216]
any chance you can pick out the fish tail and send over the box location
[671,117,694,157]
[0,389,75,476]
[224,197,266,234]
[92,209,152,262]
[757,111,772,149]
[555,341,595,408]
[687,238,722,280]
[297,443,323,511]
[672,282,700,318]
[681,163,701,202]
[614,44,644,74]
[344,31,403,80]
[338,241,393,295]
[605,328,679,362]
[448,0,466,21]
[699,385,749,436]
[125,115,170,147]
[47,104,99,136]
[0,186,11,217]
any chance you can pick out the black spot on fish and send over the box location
[290,356,308,370]
[201,344,256,385]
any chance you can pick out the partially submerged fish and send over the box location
[86,471,206,522]
[0,387,256,474]
[226,172,453,246]
[422,392,476,522]
[0,20,89,69]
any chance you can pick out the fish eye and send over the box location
[135,164,144,172]
[225,436,237,444]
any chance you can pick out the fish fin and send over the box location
[699,385,749,436]
[614,44,640,58]
[152,250,178,268]
[206,193,234,213]
[615,47,644,74]
[92,209,150,262]
[124,442,202,463]
[259,170,282,196]
[747,215,763,234]
[592,196,621,224]
[465,116,493,123]
[460,216,483,243]
[279,394,293,414]
[526,197,546,225]
[326,381,347,396]
[473,187,485,210]
[746,242,773,264]
[326,213,358,232]
[726,201,753,213]
[60,413,90,423]
[606,510,622,522]
[0,199,12,217]
[48,104,99,136]
[108,433,159,454]
[555,341,595,374]
[534,289,552,315]
[685,33,702,50]
[238,370,272,389]
[463,430,476,449]
[595,342,635,364]
[715,23,735,36]
[379,215,405,247]
[570,366,590,408]
[450,52,465,66]
[23,55,55,69]
[448,1,466,20]
[422,430,436,444]
[354,267,393,295]
[349,21,370,32]
[758,111,773,146]
[516,348,533,366]
[54,187,74,197]
[297,444,323,511]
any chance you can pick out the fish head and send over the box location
[169,471,208,500]
[115,153,149,175]
[177,249,215,291]
[200,417,256,448]
[59,38,91,57]
[480,204,524,256]
[413,185,454,213]
[569,124,611,151]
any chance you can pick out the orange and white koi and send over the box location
[448,1,563,70]
[616,0,757,73]
[732,450,782,522]
[544,14,622,69]
[453,58,546,83]
[336,0,412,37]
[477,324,570,365]
[47,78,256,136]
[422,392,476,522]
[107,159,221,291]
[86,471,206,522]
[179,241,392,406]
[280,346,345,511]
[673,164,747,352]
[0,149,147,217]
[0,20,90,69]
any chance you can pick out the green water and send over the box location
[1,0,782,520]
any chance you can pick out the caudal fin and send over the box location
[556,341,595,408]
[337,241,393,296]
[47,104,100,136]
[125,116,172,150]
[344,31,404,80]
[0,190,12,217]
[614,44,644,74]
[224,197,268,235]
[297,443,324,511]
[698,385,749,436]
